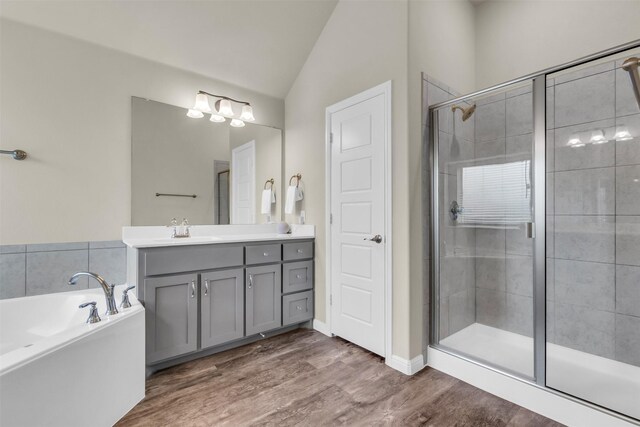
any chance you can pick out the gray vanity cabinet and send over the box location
[131,239,314,369]
[246,264,282,335]
[201,268,244,349]
[145,273,198,364]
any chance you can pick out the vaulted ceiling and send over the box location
[0,0,338,98]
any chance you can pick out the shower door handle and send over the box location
[526,222,535,239]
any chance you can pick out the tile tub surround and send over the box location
[0,240,126,299]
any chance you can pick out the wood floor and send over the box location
[117,329,564,427]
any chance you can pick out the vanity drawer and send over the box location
[283,241,314,261]
[245,243,281,265]
[282,290,313,326]
[143,244,244,276]
[282,261,313,294]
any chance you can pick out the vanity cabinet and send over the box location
[246,264,282,335]
[131,239,314,368]
[145,273,198,363]
[201,268,244,349]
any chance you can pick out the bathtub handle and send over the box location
[191,280,196,298]
[79,301,101,324]
[121,285,136,309]
[204,279,209,296]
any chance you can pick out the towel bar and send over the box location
[0,149,27,160]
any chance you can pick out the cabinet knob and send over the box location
[248,274,253,289]
[204,279,209,296]
[263,252,269,257]
[296,274,302,279]
[190,281,196,298]
[297,249,303,254]
[296,305,302,311]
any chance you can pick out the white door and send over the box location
[231,140,255,224]
[329,90,387,357]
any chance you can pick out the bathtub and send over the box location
[0,285,145,427]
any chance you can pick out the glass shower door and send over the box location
[545,50,640,420]
[433,80,537,379]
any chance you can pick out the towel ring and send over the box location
[264,178,275,189]
[289,173,302,187]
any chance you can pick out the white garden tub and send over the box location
[0,285,145,427]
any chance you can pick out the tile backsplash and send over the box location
[0,240,126,299]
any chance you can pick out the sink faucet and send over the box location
[68,271,118,316]
[167,217,191,238]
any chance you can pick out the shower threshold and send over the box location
[440,323,640,420]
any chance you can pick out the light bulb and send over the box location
[240,104,255,121]
[230,119,245,128]
[187,109,204,118]
[210,114,226,123]
[589,130,607,144]
[193,93,211,113]
[615,128,633,141]
[216,99,234,116]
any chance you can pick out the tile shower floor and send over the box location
[440,323,640,420]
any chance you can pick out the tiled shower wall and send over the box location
[0,241,127,299]
[471,84,538,339]
[547,58,640,366]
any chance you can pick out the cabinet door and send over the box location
[246,264,282,335]
[145,273,198,364]
[201,268,244,349]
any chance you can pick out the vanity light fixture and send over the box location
[193,93,212,113]
[187,109,204,118]
[187,90,255,127]
[230,119,245,128]
[210,114,226,123]
[615,127,633,141]
[589,130,608,144]
[567,135,584,148]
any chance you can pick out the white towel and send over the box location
[285,185,304,214]
[261,189,274,214]
[285,186,296,214]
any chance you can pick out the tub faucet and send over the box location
[68,272,118,316]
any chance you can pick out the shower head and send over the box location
[622,57,640,110]
[451,103,476,121]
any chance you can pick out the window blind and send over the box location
[457,160,532,225]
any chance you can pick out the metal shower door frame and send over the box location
[428,39,640,421]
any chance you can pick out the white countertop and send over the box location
[122,224,314,248]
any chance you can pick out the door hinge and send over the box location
[330,133,333,144]
[330,213,333,224]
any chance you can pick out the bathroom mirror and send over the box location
[131,97,282,225]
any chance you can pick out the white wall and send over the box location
[284,0,411,358]
[475,0,640,90]
[0,19,284,245]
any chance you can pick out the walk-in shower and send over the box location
[427,42,640,423]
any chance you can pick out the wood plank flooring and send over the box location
[117,329,564,426]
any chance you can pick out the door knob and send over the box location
[364,234,383,244]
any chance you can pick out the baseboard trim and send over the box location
[427,347,637,427]
[386,353,426,376]
[312,319,331,337]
